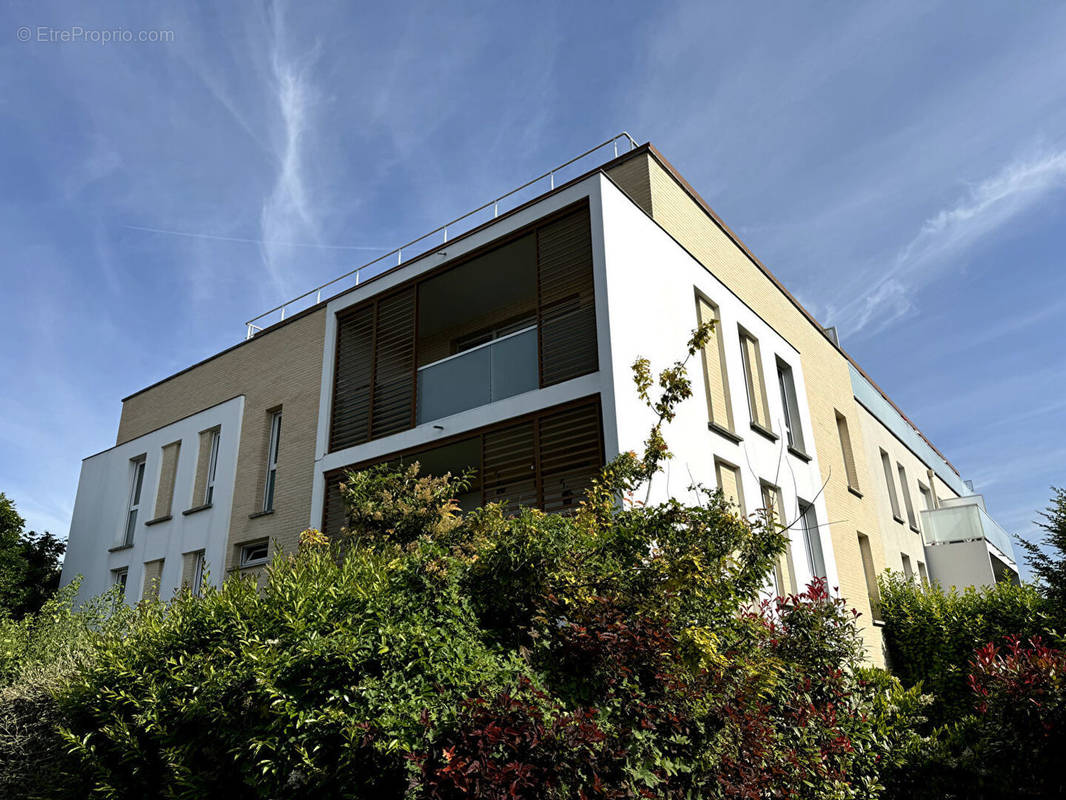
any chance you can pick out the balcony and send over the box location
[920,497,1020,588]
[416,326,538,423]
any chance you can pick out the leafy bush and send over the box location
[878,572,1055,724]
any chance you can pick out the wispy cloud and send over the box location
[834,148,1066,335]
[259,1,321,294]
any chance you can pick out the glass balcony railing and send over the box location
[920,504,1016,563]
[416,326,538,424]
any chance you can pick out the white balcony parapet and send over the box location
[920,500,1017,567]
[244,133,639,341]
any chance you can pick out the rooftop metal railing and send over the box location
[244,132,639,340]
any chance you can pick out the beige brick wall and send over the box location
[609,151,889,665]
[153,440,181,518]
[854,402,961,581]
[117,309,327,573]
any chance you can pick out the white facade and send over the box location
[61,396,244,604]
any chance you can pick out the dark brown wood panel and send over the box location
[537,208,598,387]
[371,287,417,439]
[538,401,602,514]
[329,305,375,450]
[482,419,537,511]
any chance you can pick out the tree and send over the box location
[0,493,65,618]
[1019,487,1066,617]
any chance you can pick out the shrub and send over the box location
[878,572,1054,724]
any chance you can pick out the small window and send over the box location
[917,561,929,587]
[112,567,128,597]
[901,553,913,579]
[263,410,282,512]
[857,533,882,621]
[696,295,734,433]
[897,463,918,530]
[738,328,772,432]
[123,458,146,546]
[798,501,826,580]
[835,411,860,492]
[776,359,805,453]
[240,540,269,568]
[880,449,903,522]
[761,482,795,596]
[204,429,220,505]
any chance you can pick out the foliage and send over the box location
[1019,486,1066,618]
[0,329,935,797]
[0,492,65,618]
[877,571,1055,725]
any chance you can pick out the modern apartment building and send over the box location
[61,136,1019,665]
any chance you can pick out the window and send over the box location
[123,457,146,546]
[901,553,913,579]
[857,533,882,621]
[240,540,269,568]
[696,295,734,433]
[776,359,805,453]
[153,441,181,520]
[897,463,918,530]
[835,411,860,492]
[761,482,796,596]
[142,559,164,600]
[738,329,772,432]
[204,429,220,505]
[714,459,745,514]
[880,449,903,522]
[112,567,128,597]
[918,482,935,512]
[917,561,929,587]
[798,501,826,581]
[263,410,282,512]
[185,550,206,596]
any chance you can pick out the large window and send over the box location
[263,410,282,512]
[776,358,805,454]
[739,329,772,434]
[123,457,146,546]
[696,295,734,434]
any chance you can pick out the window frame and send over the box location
[738,327,773,434]
[123,457,146,546]
[776,358,805,454]
[897,463,918,531]
[263,410,282,512]
[239,540,270,568]
[695,293,735,434]
[798,500,827,581]
[880,448,903,522]
[112,567,128,597]
[204,429,220,506]
[191,550,206,597]
[835,411,861,493]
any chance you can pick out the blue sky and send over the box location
[2,1,1064,573]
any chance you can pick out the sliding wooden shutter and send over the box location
[330,305,375,451]
[322,470,347,539]
[482,420,537,511]
[539,401,602,514]
[537,208,598,387]
[330,288,416,451]
[371,288,417,439]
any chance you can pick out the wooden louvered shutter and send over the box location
[537,208,597,387]
[322,471,348,539]
[371,288,417,439]
[482,420,537,512]
[330,305,375,450]
[539,402,602,515]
